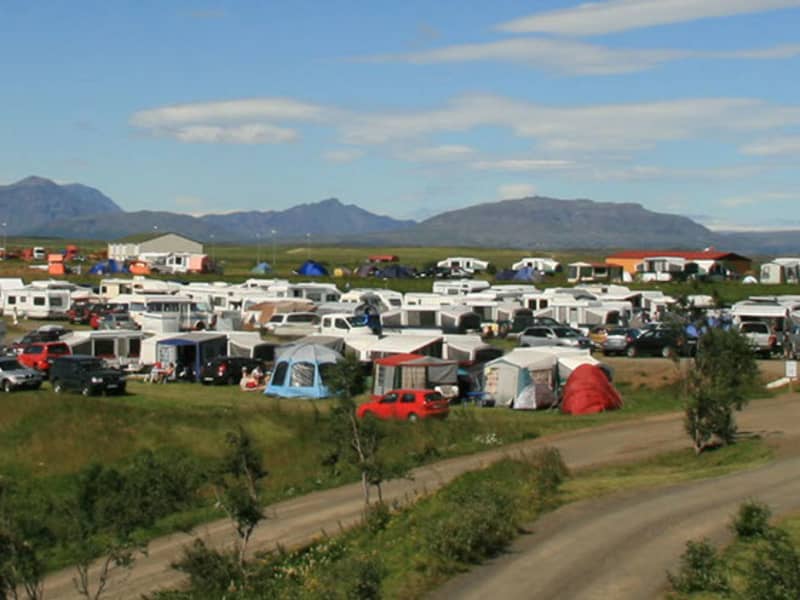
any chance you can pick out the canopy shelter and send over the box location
[371,353,458,398]
[156,332,228,382]
[265,343,342,399]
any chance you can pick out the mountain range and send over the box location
[1,176,797,255]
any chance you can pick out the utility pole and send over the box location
[271,229,277,270]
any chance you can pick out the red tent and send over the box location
[561,364,623,415]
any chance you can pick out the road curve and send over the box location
[42,394,800,599]
[431,456,800,600]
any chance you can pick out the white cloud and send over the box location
[131,98,327,144]
[498,183,537,199]
[367,38,800,75]
[497,0,800,36]
[473,159,575,171]
[367,38,686,75]
[588,164,768,181]
[171,123,298,144]
[740,136,800,156]
[399,144,476,162]
[341,94,800,153]
[718,192,796,207]
[323,148,364,163]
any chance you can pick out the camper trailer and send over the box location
[64,331,145,370]
[432,279,491,296]
[511,257,561,274]
[99,277,180,299]
[381,305,482,334]
[436,257,489,274]
[761,259,800,285]
[1,286,72,319]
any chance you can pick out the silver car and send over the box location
[0,357,44,392]
[601,327,641,356]
[519,326,592,349]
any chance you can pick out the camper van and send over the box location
[99,277,180,299]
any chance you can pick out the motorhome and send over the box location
[760,259,800,285]
[731,299,792,331]
[107,294,213,331]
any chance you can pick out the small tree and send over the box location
[667,538,730,594]
[67,465,147,600]
[214,427,268,566]
[745,527,800,600]
[684,327,758,454]
[0,479,48,600]
[324,354,404,507]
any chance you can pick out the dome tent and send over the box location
[561,364,623,415]
[296,260,328,277]
[265,343,342,399]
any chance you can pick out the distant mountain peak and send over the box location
[15,175,58,187]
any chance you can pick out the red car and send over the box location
[18,341,72,372]
[356,389,450,422]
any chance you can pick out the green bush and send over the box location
[530,447,569,505]
[171,539,242,596]
[732,500,772,539]
[364,502,391,534]
[744,528,800,600]
[667,538,730,594]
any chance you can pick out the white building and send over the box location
[108,233,203,261]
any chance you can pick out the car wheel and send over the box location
[626,346,638,358]
[81,386,92,397]
[53,380,63,394]
[407,413,418,423]
[662,346,674,359]
[2,380,11,393]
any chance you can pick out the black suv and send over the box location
[200,356,266,385]
[50,355,126,396]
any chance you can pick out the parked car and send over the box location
[737,321,778,357]
[0,357,43,392]
[264,312,320,336]
[625,328,696,358]
[97,312,139,331]
[49,355,126,396]
[519,326,592,349]
[200,356,267,385]
[88,304,120,329]
[357,389,450,422]
[588,325,610,349]
[18,341,72,372]
[7,329,63,355]
[602,327,641,356]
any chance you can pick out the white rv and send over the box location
[107,294,213,331]
[1,286,72,319]
[64,331,145,370]
[432,279,491,296]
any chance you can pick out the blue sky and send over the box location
[2,0,800,229]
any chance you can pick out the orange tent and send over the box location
[561,364,623,415]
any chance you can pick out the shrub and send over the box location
[171,539,243,596]
[529,447,569,505]
[744,528,800,600]
[667,538,730,594]
[364,502,391,534]
[732,500,772,539]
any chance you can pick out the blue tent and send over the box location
[296,260,328,277]
[265,343,342,399]
[88,259,128,275]
[513,267,540,282]
[377,264,415,279]
[251,262,272,274]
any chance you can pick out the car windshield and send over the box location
[0,359,23,370]
[553,327,578,338]
[50,344,70,354]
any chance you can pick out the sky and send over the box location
[1,0,800,229]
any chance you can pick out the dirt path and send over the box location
[431,456,800,600]
[42,393,800,599]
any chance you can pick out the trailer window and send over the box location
[33,297,46,306]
